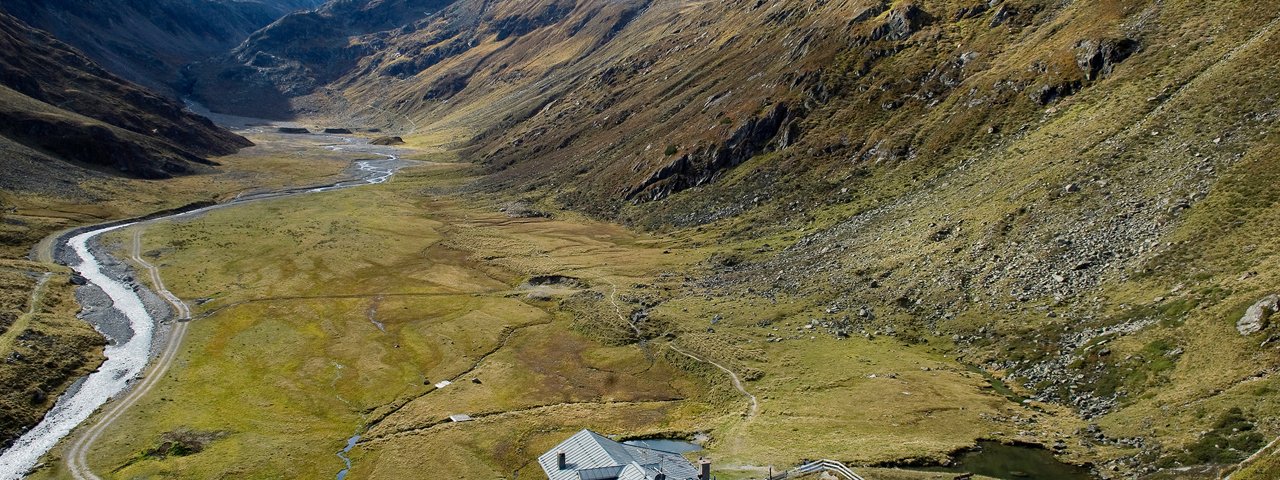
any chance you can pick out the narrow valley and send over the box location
[0,1,1278,480]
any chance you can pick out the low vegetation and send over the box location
[2,0,1278,477]
[0,263,101,449]
[22,143,1066,479]
[0,133,360,451]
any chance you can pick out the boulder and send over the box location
[501,200,548,218]
[370,136,404,145]
[869,4,932,42]
[1237,294,1279,335]
[1075,38,1139,81]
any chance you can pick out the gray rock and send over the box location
[501,201,549,218]
[1238,294,1280,335]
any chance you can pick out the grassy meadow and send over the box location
[19,140,1059,479]
[0,132,368,456]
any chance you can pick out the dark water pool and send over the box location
[623,438,702,454]
[922,441,1096,480]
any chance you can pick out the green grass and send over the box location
[25,161,712,478]
[21,144,1062,479]
[1155,407,1267,467]
[1233,448,1280,480]
[6,0,1280,476]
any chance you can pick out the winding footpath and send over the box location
[0,273,51,354]
[0,140,407,480]
[668,344,759,419]
[595,274,753,415]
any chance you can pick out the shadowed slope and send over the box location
[0,12,251,181]
[185,0,456,118]
[0,0,324,96]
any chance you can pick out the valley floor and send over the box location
[0,132,363,464]
[10,130,1115,480]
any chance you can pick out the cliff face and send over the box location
[0,12,251,181]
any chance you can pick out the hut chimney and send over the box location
[699,457,711,480]
[557,451,567,469]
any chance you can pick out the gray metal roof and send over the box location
[538,430,702,480]
[617,462,653,480]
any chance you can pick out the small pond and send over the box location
[623,439,702,454]
[921,441,1096,480]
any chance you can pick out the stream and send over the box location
[0,136,409,479]
[336,434,360,480]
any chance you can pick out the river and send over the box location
[0,138,409,479]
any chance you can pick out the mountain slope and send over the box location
[0,11,251,183]
[185,0,455,117]
[301,0,1280,474]
[0,0,1273,475]
[0,0,324,96]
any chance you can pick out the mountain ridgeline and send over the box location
[185,0,456,117]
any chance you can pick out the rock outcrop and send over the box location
[1238,295,1279,335]
[627,103,799,202]
[1075,38,1140,81]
